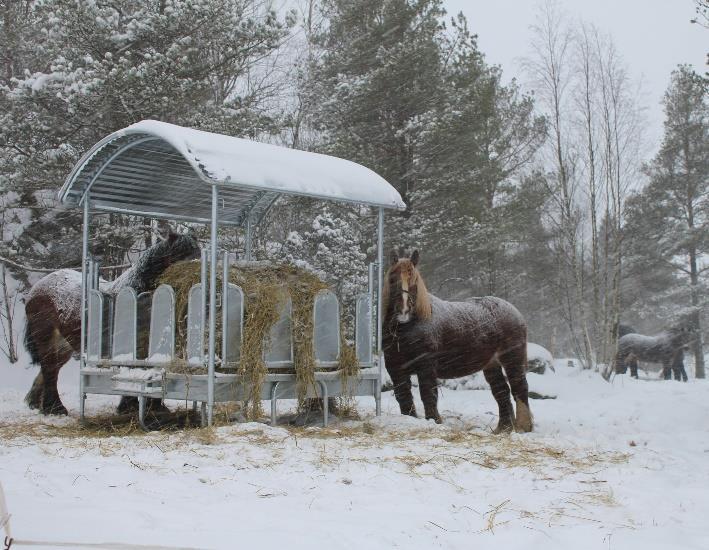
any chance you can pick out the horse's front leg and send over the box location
[388,368,417,418]
[417,367,442,424]
[662,360,672,380]
[628,357,639,378]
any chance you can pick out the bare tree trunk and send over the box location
[592,33,641,379]
[528,1,591,366]
[687,210,705,378]
[0,263,19,364]
[529,8,642,377]
[577,24,601,368]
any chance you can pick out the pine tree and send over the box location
[308,0,447,214]
[412,14,546,298]
[305,4,547,303]
[624,65,708,377]
[0,0,294,277]
[281,204,369,317]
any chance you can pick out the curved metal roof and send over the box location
[59,120,405,226]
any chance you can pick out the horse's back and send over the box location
[618,332,671,362]
[430,295,526,337]
[26,269,83,325]
[427,295,526,378]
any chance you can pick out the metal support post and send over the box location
[200,248,208,362]
[221,250,230,365]
[207,185,219,425]
[270,382,280,426]
[245,218,252,261]
[368,261,375,363]
[92,260,100,290]
[376,207,384,416]
[79,196,90,420]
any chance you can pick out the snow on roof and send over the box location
[59,120,405,225]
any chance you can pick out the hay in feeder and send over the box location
[336,339,360,418]
[156,260,358,418]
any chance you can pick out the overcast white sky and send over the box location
[443,0,707,155]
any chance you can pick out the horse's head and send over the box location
[158,229,201,266]
[132,229,200,292]
[383,249,431,324]
[668,325,696,347]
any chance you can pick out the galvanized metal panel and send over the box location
[314,291,340,365]
[222,283,244,366]
[148,284,175,362]
[356,294,373,366]
[112,288,137,361]
[186,284,204,365]
[265,296,293,367]
[87,290,103,362]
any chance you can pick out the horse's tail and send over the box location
[23,311,42,365]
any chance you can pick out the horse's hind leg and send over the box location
[39,330,73,415]
[671,352,688,382]
[38,327,73,415]
[679,362,688,382]
[25,372,44,410]
[41,365,68,415]
[499,346,533,433]
[483,364,514,433]
[614,353,628,374]
[25,300,70,415]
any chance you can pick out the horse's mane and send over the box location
[383,260,432,321]
[105,234,198,294]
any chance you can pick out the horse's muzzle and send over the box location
[397,313,412,323]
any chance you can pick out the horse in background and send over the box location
[614,322,637,339]
[614,326,693,381]
[23,231,200,415]
[383,250,532,433]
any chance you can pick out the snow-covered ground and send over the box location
[2,360,708,550]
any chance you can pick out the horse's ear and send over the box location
[390,250,399,265]
[411,250,420,266]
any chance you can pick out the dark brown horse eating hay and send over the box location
[383,250,532,433]
[23,231,199,415]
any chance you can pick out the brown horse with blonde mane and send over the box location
[383,250,532,433]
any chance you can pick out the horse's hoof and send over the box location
[42,402,68,416]
[117,396,139,414]
[25,395,41,410]
[146,399,170,414]
[492,423,513,435]
[514,399,533,433]
[426,414,443,424]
